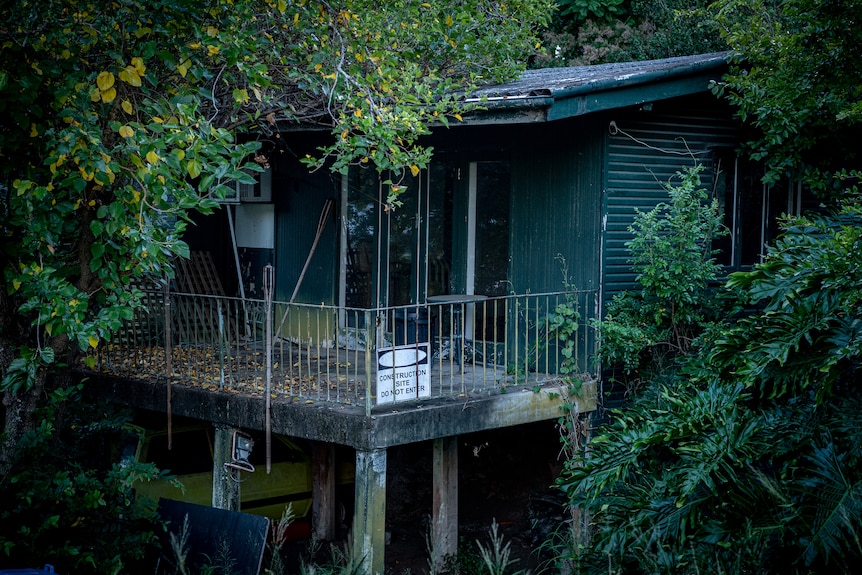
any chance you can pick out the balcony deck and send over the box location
[84,289,599,424]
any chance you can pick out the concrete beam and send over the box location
[352,448,387,575]
[85,374,596,450]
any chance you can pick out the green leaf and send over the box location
[186,158,202,179]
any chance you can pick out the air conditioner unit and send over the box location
[219,183,240,204]
[237,167,272,203]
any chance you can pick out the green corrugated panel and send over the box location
[509,116,604,297]
[602,96,739,306]
[273,155,340,305]
[508,118,605,373]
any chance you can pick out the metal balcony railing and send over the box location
[86,289,599,415]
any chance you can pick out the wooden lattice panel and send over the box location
[174,251,225,295]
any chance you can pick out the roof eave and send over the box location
[465,52,729,123]
[547,69,723,121]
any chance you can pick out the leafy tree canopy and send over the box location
[712,0,862,188]
[537,0,726,67]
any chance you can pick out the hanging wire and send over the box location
[608,120,708,157]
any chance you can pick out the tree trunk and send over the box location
[0,366,44,479]
[0,334,69,479]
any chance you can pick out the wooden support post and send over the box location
[352,448,387,575]
[431,436,458,571]
[212,424,240,512]
[312,441,336,541]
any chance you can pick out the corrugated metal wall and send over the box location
[510,117,604,297]
[602,96,739,306]
[273,153,340,305]
[507,119,605,374]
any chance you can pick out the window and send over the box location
[711,150,800,270]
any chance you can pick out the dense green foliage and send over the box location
[557,1,862,572]
[711,0,862,188]
[562,199,862,574]
[537,0,726,67]
[597,166,725,375]
[0,385,168,572]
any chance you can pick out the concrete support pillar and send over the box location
[431,436,458,571]
[212,424,240,512]
[312,441,336,540]
[352,448,387,575]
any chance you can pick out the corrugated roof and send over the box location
[470,52,729,100]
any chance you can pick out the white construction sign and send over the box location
[376,343,431,405]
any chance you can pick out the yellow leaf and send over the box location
[118,125,134,138]
[88,335,99,348]
[12,279,21,291]
[100,87,117,103]
[96,71,115,91]
[277,0,287,12]
[446,14,453,26]
[177,60,190,78]
[409,164,420,177]
[353,108,362,118]
[206,26,219,37]
[119,65,141,87]
[90,87,101,102]
[454,113,463,122]
[234,88,249,103]
[132,57,146,75]
[173,148,185,161]
[207,44,220,56]
[146,150,159,164]
[121,99,133,114]
[29,123,38,137]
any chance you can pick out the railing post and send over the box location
[163,280,173,449]
[364,310,374,417]
[264,265,274,474]
[218,299,225,391]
